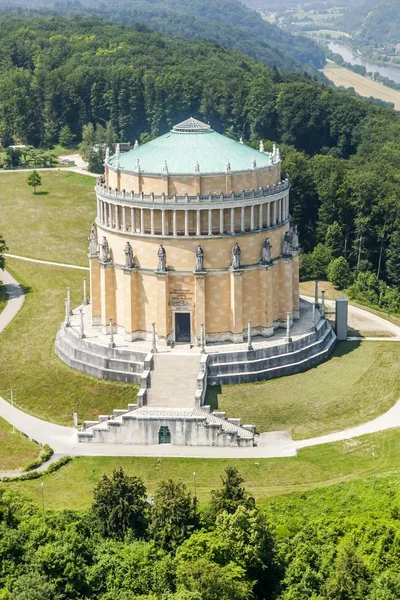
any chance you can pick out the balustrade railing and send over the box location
[95,178,290,205]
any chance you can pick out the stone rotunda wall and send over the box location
[89,118,300,346]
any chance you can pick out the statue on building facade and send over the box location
[157,245,167,272]
[195,245,204,272]
[282,231,291,257]
[291,225,299,251]
[231,243,241,269]
[88,223,97,255]
[100,236,109,262]
[260,238,272,265]
[124,242,134,269]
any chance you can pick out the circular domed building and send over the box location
[90,118,299,345]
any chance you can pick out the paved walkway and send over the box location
[1,394,400,460]
[302,295,400,339]
[4,254,89,271]
[0,270,25,334]
[0,166,96,177]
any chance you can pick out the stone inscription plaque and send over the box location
[169,287,194,306]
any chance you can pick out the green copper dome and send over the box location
[109,118,272,175]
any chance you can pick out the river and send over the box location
[328,42,400,84]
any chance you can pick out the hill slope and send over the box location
[0,0,325,72]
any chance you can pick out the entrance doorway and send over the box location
[158,426,171,444]
[175,312,191,343]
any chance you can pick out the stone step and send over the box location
[78,406,256,447]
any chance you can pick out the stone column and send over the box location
[150,209,155,235]
[161,210,166,236]
[156,272,169,342]
[240,207,245,232]
[230,269,244,343]
[109,317,115,348]
[267,202,271,228]
[321,290,326,318]
[273,201,277,225]
[219,209,224,234]
[131,207,135,233]
[185,210,189,236]
[140,208,144,234]
[64,298,71,327]
[230,208,235,234]
[122,206,127,231]
[79,308,85,339]
[103,203,107,226]
[208,209,212,236]
[196,210,201,236]
[250,205,255,230]
[194,272,206,345]
[115,205,119,230]
[83,277,88,305]
[97,197,101,221]
[173,210,178,236]
[100,262,116,333]
[247,319,253,351]
[285,312,292,343]
[259,204,263,229]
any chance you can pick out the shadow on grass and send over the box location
[35,191,49,196]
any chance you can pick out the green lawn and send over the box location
[5,428,400,510]
[207,341,400,439]
[0,259,138,425]
[0,171,94,266]
[0,417,41,472]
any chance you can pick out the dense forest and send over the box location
[336,0,400,47]
[0,0,325,73]
[1,15,398,306]
[2,466,400,599]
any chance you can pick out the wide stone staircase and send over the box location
[78,352,257,447]
[146,354,200,408]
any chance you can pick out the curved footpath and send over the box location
[0,268,400,463]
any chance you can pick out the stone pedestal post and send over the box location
[247,319,253,351]
[230,269,244,343]
[151,322,157,353]
[314,279,319,308]
[321,290,326,318]
[194,272,206,346]
[109,317,115,348]
[285,312,292,343]
[65,298,71,327]
[83,277,89,305]
[79,308,86,339]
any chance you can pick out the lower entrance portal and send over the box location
[158,426,171,444]
[175,312,191,343]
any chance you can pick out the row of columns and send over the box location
[97,195,290,237]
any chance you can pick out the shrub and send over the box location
[327,256,353,289]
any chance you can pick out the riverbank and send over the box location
[323,62,400,110]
